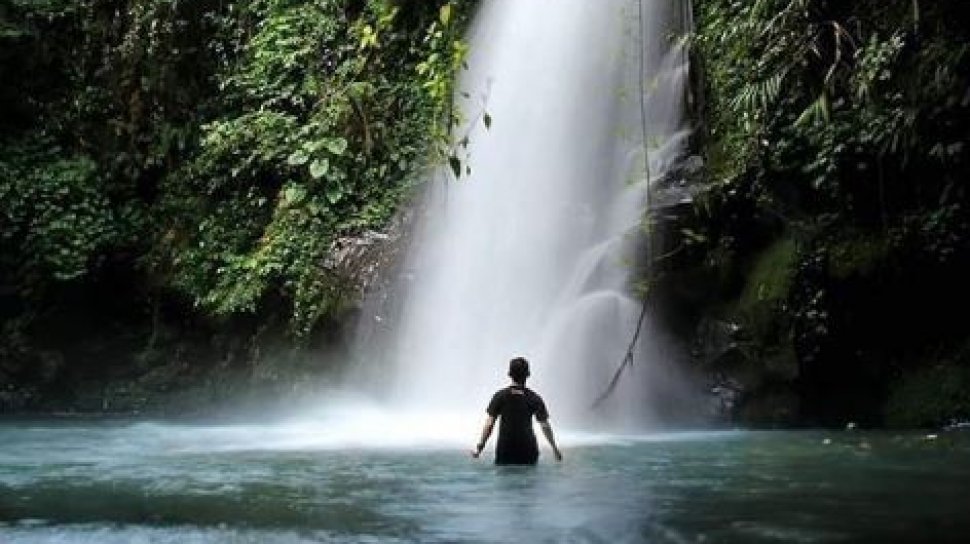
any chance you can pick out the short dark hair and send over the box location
[508,357,530,384]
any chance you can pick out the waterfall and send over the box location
[350,0,695,434]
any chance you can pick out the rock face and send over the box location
[650,154,706,211]
[326,205,416,326]
[0,388,33,413]
[649,154,803,427]
[324,201,422,363]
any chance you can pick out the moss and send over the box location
[704,138,747,185]
[740,238,797,310]
[886,365,970,428]
[739,389,800,427]
[736,236,797,338]
[763,342,798,381]
[828,234,890,280]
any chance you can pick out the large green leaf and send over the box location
[283,185,306,205]
[325,184,343,204]
[309,158,330,179]
[324,137,348,156]
[287,149,310,166]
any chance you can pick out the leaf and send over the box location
[325,184,343,204]
[287,150,310,166]
[346,81,375,99]
[439,4,452,26]
[309,158,330,179]
[448,155,462,179]
[680,228,707,244]
[483,112,492,130]
[324,137,348,156]
[283,185,306,205]
[795,93,831,127]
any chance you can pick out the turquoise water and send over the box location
[1,422,968,543]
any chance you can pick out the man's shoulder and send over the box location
[523,387,544,400]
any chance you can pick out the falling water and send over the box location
[352,0,696,434]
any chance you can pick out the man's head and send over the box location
[508,357,530,385]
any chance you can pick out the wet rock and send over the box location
[650,155,706,210]
[137,360,190,392]
[682,154,705,176]
[0,387,32,412]
[710,377,743,420]
[694,318,742,366]
[324,209,414,307]
[738,391,799,426]
[37,351,64,384]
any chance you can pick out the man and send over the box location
[471,357,563,464]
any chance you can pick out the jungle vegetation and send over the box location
[0,0,469,409]
[1,0,968,426]
[674,0,970,426]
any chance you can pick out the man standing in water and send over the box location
[471,357,563,464]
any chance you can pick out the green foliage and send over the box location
[827,233,888,279]
[0,144,121,287]
[737,237,797,341]
[0,0,473,340]
[740,238,797,312]
[415,3,471,176]
[150,0,471,335]
[693,0,970,319]
[688,0,970,423]
[694,0,969,220]
[886,364,970,428]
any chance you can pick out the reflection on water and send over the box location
[1,421,969,543]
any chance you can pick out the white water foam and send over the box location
[346,0,696,436]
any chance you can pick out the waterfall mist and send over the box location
[346,0,698,438]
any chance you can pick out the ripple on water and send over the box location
[2,423,970,543]
[0,523,411,544]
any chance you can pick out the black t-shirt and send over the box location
[486,385,549,465]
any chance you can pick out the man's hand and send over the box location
[472,417,494,460]
[540,420,562,462]
[470,442,485,458]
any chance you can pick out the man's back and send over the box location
[487,385,548,464]
[471,357,562,464]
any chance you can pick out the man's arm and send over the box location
[471,416,496,458]
[540,420,563,461]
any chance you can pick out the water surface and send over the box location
[1,422,968,543]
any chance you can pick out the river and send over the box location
[2,420,968,543]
